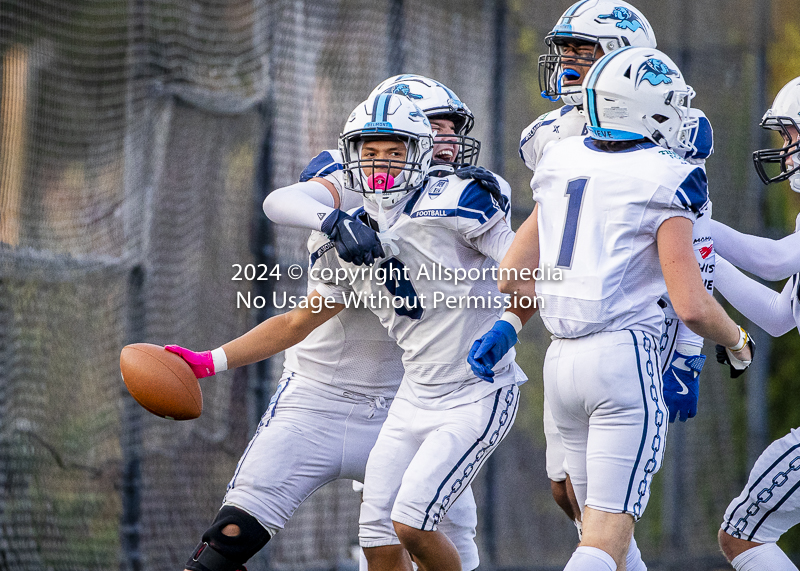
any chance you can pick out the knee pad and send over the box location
[186,506,272,571]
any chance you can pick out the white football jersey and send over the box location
[285,149,404,398]
[519,105,587,179]
[533,137,709,339]
[313,173,525,409]
[283,299,405,399]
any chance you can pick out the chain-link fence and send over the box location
[0,0,792,570]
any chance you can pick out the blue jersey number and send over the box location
[381,258,423,320]
[556,178,589,269]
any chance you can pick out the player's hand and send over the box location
[455,166,509,213]
[164,345,215,378]
[715,335,755,379]
[321,209,385,266]
[663,351,705,422]
[467,320,518,382]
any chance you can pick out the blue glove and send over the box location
[467,320,518,382]
[663,351,706,422]
[455,166,509,213]
[321,210,385,266]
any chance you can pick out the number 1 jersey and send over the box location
[532,137,708,339]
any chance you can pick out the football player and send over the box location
[518,0,715,554]
[169,84,483,571]
[260,75,504,571]
[169,93,529,571]
[713,76,800,571]
[474,47,753,571]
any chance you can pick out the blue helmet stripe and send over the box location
[372,93,391,123]
[585,46,634,128]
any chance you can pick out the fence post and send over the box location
[388,0,405,76]
[121,265,145,571]
[484,1,507,569]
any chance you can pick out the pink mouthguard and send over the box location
[367,173,394,191]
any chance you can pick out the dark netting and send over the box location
[0,0,781,570]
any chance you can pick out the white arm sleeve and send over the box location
[262,180,337,231]
[468,220,515,263]
[714,256,796,337]
[711,219,800,281]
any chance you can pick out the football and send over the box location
[120,343,202,420]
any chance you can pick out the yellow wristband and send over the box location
[728,326,748,352]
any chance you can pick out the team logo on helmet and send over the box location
[635,58,678,88]
[409,109,428,126]
[388,83,423,100]
[597,7,648,37]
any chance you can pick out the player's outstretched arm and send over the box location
[262,178,339,231]
[167,292,343,377]
[263,177,384,266]
[710,219,800,281]
[497,205,539,299]
[222,291,343,369]
[657,217,752,362]
[468,207,540,382]
[714,256,796,337]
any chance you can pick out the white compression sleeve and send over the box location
[711,219,800,281]
[262,180,337,231]
[469,221,515,264]
[715,256,796,337]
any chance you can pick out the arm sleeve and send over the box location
[714,256,796,337]
[710,219,800,281]
[468,220,515,263]
[262,180,336,231]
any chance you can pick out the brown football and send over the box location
[120,343,202,420]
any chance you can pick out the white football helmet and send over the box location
[539,0,657,106]
[339,93,433,207]
[582,47,698,153]
[368,75,479,167]
[753,76,800,192]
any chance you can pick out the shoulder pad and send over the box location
[454,166,509,214]
[673,167,709,215]
[299,150,343,182]
[410,175,505,240]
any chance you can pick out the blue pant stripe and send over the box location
[228,374,293,489]
[624,330,649,513]
[421,385,517,530]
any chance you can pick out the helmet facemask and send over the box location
[341,135,428,208]
[428,114,481,171]
[642,87,698,152]
[539,36,606,105]
[753,114,800,192]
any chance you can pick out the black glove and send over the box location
[321,210,385,266]
[715,336,756,379]
[455,166,509,213]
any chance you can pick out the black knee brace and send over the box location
[185,506,272,571]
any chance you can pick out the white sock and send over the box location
[731,543,798,571]
[625,536,646,571]
[358,548,368,571]
[564,546,616,571]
